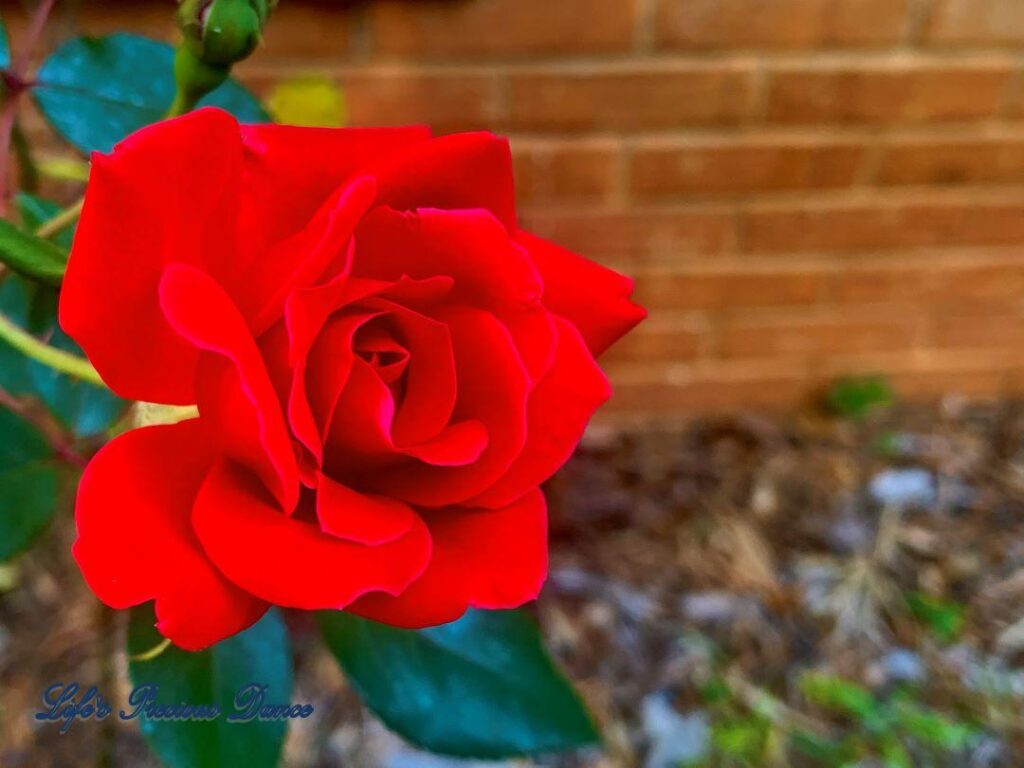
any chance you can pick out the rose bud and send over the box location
[177,0,273,67]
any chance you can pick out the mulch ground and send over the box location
[5,398,1024,767]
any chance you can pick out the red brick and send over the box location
[718,312,921,360]
[512,138,620,206]
[603,362,811,413]
[876,135,1024,185]
[340,70,498,133]
[742,197,1024,254]
[505,63,756,131]
[631,137,865,199]
[765,61,1013,125]
[655,0,909,49]
[257,3,351,60]
[933,308,1024,349]
[522,208,737,262]
[371,0,637,58]
[926,0,1024,46]
[601,316,708,364]
[74,3,174,41]
[635,265,829,311]
[835,255,1024,306]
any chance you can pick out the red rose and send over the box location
[62,108,644,650]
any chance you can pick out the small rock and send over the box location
[641,694,710,768]
[828,514,871,553]
[681,591,749,624]
[882,648,926,683]
[869,468,936,509]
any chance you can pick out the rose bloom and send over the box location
[62,108,644,650]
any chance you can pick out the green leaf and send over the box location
[800,673,877,720]
[891,700,975,752]
[789,729,857,763]
[907,593,965,645]
[826,375,894,421]
[0,13,10,70]
[0,408,59,561]
[33,33,268,155]
[0,218,67,284]
[0,274,124,436]
[266,76,346,127]
[319,609,599,759]
[17,193,76,249]
[711,717,768,762]
[127,605,292,768]
[880,735,913,768]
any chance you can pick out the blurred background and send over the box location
[9,0,1024,422]
[5,1,1024,767]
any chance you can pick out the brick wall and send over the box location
[24,1,1024,419]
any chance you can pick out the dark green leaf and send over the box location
[33,33,268,155]
[0,408,59,561]
[0,273,124,436]
[0,218,66,284]
[127,605,292,768]
[320,609,599,759]
[17,193,76,249]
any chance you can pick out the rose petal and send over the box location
[401,420,489,467]
[159,264,299,512]
[517,230,646,357]
[323,358,399,474]
[243,177,377,334]
[192,460,432,610]
[60,108,244,404]
[471,317,611,508]
[72,421,268,651]
[316,472,417,545]
[360,300,457,447]
[304,312,379,448]
[365,132,516,228]
[354,207,556,383]
[354,206,541,310]
[281,271,453,460]
[349,489,547,628]
[361,307,530,507]
[238,123,430,246]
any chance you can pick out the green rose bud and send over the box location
[177,0,274,67]
[170,0,275,117]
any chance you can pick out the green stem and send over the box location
[0,311,105,387]
[35,198,84,239]
[167,45,229,119]
[165,88,196,119]
[129,637,172,662]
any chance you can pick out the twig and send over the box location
[0,385,86,467]
[0,310,105,386]
[12,0,57,74]
[35,197,83,239]
[0,0,57,215]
